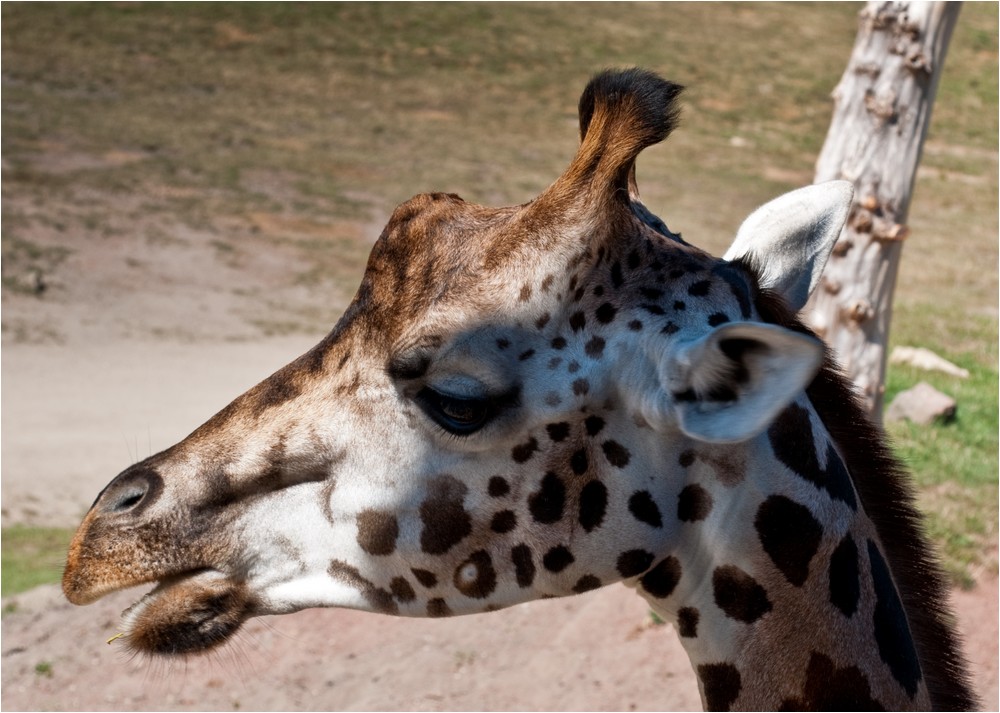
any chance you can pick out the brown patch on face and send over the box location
[511,437,540,463]
[427,598,451,617]
[300,332,341,375]
[411,568,438,588]
[334,372,362,398]
[453,550,498,599]
[487,476,510,497]
[577,479,608,532]
[328,560,397,614]
[189,334,347,440]
[601,440,630,468]
[390,577,416,603]
[628,490,663,527]
[245,366,303,419]
[528,472,566,524]
[542,545,574,572]
[511,544,535,587]
[490,510,517,533]
[356,510,400,556]
[595,302,617,324]
[585,336,606,358]
[546,422,570,442]
[584,415,605,436]
[320,475,339,526]
[419,475,472,555]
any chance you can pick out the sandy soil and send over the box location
[1,176,996,711]
[1,563,996,711]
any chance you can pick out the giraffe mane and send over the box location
[733,256,978,711]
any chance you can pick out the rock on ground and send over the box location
[886,380,958,425]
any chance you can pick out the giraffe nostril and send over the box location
[95,465,163,516]
[112,489,145,512]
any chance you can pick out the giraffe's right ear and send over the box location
[660,321,824,444]
[723,181,853,312]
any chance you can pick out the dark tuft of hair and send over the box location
[578,68,683,152]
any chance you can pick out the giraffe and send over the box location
[63,69,976,711]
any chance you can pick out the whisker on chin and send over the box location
[252,614,302,645]
[225,630,262,687]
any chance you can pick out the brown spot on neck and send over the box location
[743,269,977,710]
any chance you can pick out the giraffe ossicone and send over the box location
[63,68,975,711]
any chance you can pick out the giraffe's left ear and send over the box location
[662,322,824,443]
[723,180,853,312]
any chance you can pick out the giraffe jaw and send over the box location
[117,569,254,656]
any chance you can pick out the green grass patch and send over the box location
[1,526,74,597]
[885,305,999,586]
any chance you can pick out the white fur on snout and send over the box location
[259,574,371,615]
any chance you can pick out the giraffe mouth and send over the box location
[117,569,254,656]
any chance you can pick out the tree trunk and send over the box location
[804,1,960,421]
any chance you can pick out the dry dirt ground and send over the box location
[1,564,997,711]
[2,153,997,711]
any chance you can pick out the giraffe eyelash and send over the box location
[414,386,520,437]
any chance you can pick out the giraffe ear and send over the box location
[664,322,823,443]
[722,181,853,312]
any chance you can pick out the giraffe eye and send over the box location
[415,387,499,436]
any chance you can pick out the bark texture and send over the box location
[804,1,960,420]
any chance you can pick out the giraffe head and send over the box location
[63,69,852,656]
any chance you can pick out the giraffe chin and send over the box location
[118,569,253,656]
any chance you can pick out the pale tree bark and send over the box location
[804,1,961,421]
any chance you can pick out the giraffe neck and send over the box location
[632,425,930,711]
